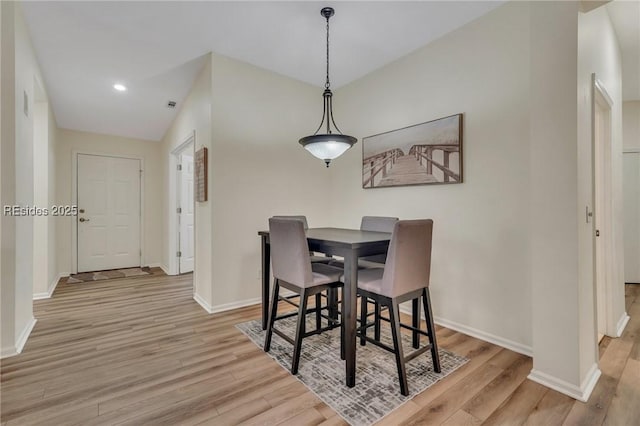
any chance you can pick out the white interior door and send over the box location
[594,93,611,339]
[179,153,194,273]
[623,152,640,283]
[77,154,141,272]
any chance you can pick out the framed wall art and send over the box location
[195,147,208,202]
[362,113,463,188]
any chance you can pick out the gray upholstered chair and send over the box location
[329,216,399,270]
[360,215,399,233]
[264,218,344,374]
[356,219,441,396]
[357,216,399,341]
[359,216,399,267]
[272,215,332,263]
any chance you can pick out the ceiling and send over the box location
[21,1,504,141]
[21,1,639,142]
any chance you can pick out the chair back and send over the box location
[381,220,433,296]
[360,216,399,263]
[361,216,398,233]
[269,218,313,287]
[272,215,309,230]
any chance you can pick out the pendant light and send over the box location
[299,7,357,167]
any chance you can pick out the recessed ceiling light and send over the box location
[113,83,127,92]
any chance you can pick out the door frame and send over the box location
[591,75,616,342]
[168,132,195,276]
[71,151,145,274]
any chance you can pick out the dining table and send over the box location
[258,227,392,388]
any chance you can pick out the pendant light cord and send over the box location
[325,16,330,90]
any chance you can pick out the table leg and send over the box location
[343,251,358,387]
[261,236,270,330]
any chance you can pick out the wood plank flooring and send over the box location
[1,270,638,425]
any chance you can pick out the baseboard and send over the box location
[193,293,214,314]
[2,318,38,358]
[33,272,66,300]
[193,293,261,314]
[210,297,262,314]
[528,363,601,402]
[616,312,630,337]
[398,305,533,357]
[0,346,17,358]
[147,263,170,275]
[16,317,37,354]
[33,292,51,300]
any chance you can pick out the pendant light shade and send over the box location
[299,134,357,161]
[299,7,357,167]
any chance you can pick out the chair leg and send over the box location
[263,279,280,352]
[360,294,368,346]
[327,287,336,326]
[374,301,381,341]
[412,298,421,349]
[291,288,308,375]
[340,288,345,360]
[389,299,409,396]
[423,288,441,373]
[315,293,322,331]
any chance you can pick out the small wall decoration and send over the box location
[362,114,463,188]
[195,147,208,202]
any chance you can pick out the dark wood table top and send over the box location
[259,227,391,245]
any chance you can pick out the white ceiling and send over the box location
[21,1,504,141]
[22,1,637,142]
[606,0,640,102]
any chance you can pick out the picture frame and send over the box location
[362,113,463,188]
[195,147,208,202]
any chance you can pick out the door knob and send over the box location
[79,218,89,222]
[596,229,600,237]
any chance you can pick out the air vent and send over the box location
[167,100,177,109]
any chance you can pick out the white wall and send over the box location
[623,101,640,150]
[331,1,533,355]
[529,1,588,396]
[14,1,37,346]
[623,101,640,283]
[1,0,18,358]
[623,152,640,283]
[47,97,57,290]
[1,2,57,356]
[161,53,335,312]
[577,4,625,376]
[329,1,612,400]
[56,129,163,273]
[161,57,212,304]
[208,54,334,311]
[33,100,48,295]
[32,86,58,298]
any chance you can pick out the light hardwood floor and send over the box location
[1,270,638,425]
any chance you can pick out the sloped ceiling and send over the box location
[21,1,504,141]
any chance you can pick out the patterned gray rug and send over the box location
[236,315,468,426]
[66,267,151,283]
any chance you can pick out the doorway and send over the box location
[177,147,195,274]
[592,76,614,342]
[170,135,195,275]
[76,154,142,273]
[623,151,640,284]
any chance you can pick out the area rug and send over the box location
[66,267,151,283]
[236,316,468,426]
